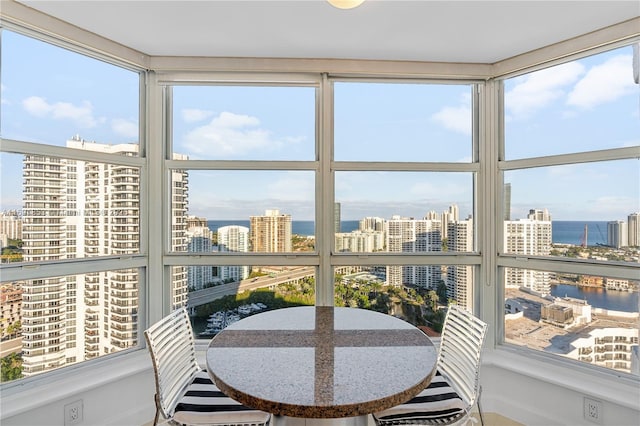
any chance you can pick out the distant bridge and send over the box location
[186,267,314,309]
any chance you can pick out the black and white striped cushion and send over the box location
[373,371,468,425]
[173,370,271,425]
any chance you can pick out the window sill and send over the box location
[0,349,151,420]
[484,346,640,411]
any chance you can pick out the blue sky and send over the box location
[1,30,638,222]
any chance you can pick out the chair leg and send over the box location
[152,393,161,426]
[476,385,485,426]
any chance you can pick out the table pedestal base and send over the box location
[272,415,371,426]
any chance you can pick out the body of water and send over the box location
[209,220,608,245]
[207,220,359,236]
[551,284,638,313]
[552,221,608,246]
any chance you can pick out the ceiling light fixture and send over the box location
[328,0,365,10]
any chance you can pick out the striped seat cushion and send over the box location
[373,371,468,425]
[173,370,271,425]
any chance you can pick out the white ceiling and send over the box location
[16,0,640,63]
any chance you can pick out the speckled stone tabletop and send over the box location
[206,306,437,419]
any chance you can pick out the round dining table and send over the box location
[206,306,437,424]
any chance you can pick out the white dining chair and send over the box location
[144,306,271,426]
[372,304,489,426]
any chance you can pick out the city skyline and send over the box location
[1,31,638,222]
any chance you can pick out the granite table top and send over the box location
[206,306,437,418]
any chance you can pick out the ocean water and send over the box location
[552,221,608,246]
[207,220,359,236]
[208,220,608,245]
[551,284,638,312]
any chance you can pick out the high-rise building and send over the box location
[334,202,341,233]
[608,220,628,248]
[504,183,512,220]
[0,283,22,340]
[628,213,640,247]
[20,137,188,377]
[186,215,208,229]
[504,209,552,295]
[335,230,385,252]
[249,209,292,252]
[218,225,250,281]
[447,218,474,311]
[0,210,22,240]
[186,223,214,290]
[440,204,459,240]
[359,216,385,232]
[386,215,442,288]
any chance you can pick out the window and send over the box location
[0,28,143,383]
[331,80,479,316]
[2,17,637,392]
[500,44,640,376]
[166,81,320,330]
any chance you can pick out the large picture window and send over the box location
[501,44,639,376]
[0,28,143,382]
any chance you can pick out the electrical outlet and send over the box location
[64,400,83,426]
[584,397,603,424]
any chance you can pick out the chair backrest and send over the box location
[436,304,488,408]
[144,307,201,419]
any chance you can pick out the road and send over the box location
[186,267,314,308]
[0,338,22,358]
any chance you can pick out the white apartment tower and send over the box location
[218,225,250,281]
[628,213,639,247]
[441,204,459,239]
[386,216,442,288]
[446,218,474,311]
[359,217,386,232]
[608,220,629,248]
[20,138,188,377]
[186,225,214,290]
[249,209,292,252]
[0,210,22,240]
[335,230,385,252]
[504,209,552,295]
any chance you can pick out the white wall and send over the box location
[481,351,640,426]
[1,351,156,426]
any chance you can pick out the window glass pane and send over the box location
[504,45,638,159]
[334,265,474,329]
[175,170,315,253]
[0,152,141,263]
[1,269,140,383]
[183,266,316,336]
[504,160,640,264]
[335,172,474,253]
[172,85,315,160]
[1,30,139,148]
[334,82,473,162]
[504,268,639,376]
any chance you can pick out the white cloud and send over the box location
[22,96,102,127]
[567,54,636,109]
[182,108,215,123]
[431,104,471,135]
[506,62,585,118]
[409,180,467,199]
[181,111,283,157]
[111,118,139,139]
[266,173,315,201]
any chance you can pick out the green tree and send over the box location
[426,290,439,311]
[1,353,23,382]
[436,282,448,304]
